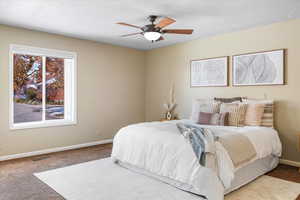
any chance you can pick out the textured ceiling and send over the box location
[0,0,300,50]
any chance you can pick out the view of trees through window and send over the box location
[46,57,64,120]
[13,54,65,124]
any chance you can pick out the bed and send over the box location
[111,119,282,200]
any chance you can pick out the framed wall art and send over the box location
[232,49,285,86]
[190,56,228,87]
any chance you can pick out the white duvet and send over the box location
[111,120,282,200]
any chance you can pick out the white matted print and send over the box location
[190,57,228,87]
[233,49,285,86]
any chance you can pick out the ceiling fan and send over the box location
[117,15,194,42]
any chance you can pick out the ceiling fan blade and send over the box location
[121,32,143,37]
[155,17,176,28]
[163,29,194,34]
[116,22,141,29]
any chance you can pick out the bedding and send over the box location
[190,99,221,122]
[214,97,243,103]
[111,120,281,200]
[176,123,215,166]
[217,134,257,167]
[244,103,265,126]
[260,102,274,127]
[219,103,247,126]
[242,99,274,127]
[198,112,228,126]
[225,155,279,194]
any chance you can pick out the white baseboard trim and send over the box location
[0,139,113,162]
[280,159,300,168]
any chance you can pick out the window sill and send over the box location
[10,120,77,130]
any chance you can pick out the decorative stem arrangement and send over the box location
[163,84,177,120]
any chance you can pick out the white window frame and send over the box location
[9,44,77,130]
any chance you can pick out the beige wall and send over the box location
[1,19,300,163]
[145,19,300,162]
[0,25,145,157]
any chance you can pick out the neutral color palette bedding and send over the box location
[112,120,282,200]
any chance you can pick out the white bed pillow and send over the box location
[190,99,221,122]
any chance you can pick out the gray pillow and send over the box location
[214,97,243,103]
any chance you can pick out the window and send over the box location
[9,45,77,129]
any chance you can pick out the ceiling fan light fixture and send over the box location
[117,16,193,42]
[144,32,161,41]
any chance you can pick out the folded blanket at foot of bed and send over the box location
[217,134,257,168]
[176,123,257,169]
[176,123,218,172]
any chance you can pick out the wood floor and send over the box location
[0,143,299,200]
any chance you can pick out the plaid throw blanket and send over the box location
[176,123,209,166]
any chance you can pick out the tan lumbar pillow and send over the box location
[244,103,265,126]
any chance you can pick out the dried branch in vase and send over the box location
[163,84,177,120]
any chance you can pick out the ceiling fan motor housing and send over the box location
[148,15,159,23]
[142,24,161,33]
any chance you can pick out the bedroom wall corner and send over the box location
[144,18,300,163]
[0,24,146,157]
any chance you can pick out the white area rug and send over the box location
[35,158,300,200]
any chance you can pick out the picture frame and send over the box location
[232,49,285,86]
[190,56,228,87]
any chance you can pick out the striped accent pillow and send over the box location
[242,99,274,127]
[190,99,221,122]
[244,103,265,126]
[220,103,247,126]
[261,103,274,127]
